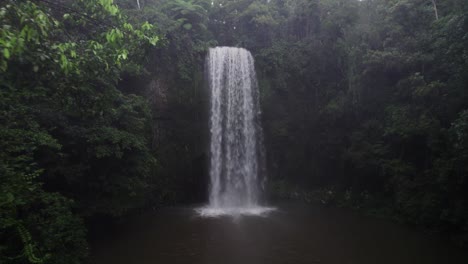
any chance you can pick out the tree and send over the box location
[0,0,159,262]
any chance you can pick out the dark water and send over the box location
[90,203,468,264]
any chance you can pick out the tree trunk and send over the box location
[137,0,141,10]
[431,0,439,20]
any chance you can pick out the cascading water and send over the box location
[198,47,274,217]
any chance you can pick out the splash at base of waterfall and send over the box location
[196,206,276,217]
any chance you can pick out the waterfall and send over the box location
[198,47,274,217]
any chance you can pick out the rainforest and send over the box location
[1,0,468,263]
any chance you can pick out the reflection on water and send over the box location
[90,203,468,264]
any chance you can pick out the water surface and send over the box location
[91,203,468,264]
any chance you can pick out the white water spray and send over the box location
[198,47,274,217]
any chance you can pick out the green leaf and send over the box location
[183,23,192,30]
[3,48,10,59]
[141,21,153,31]
[149,36,159,46]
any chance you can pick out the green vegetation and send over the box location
[1,0,159,262]
[1,0,467,262]
[248,0,468,240]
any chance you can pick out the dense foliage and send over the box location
[1,0,468,263]
[0,0,158,263]
[245,0,468,238]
